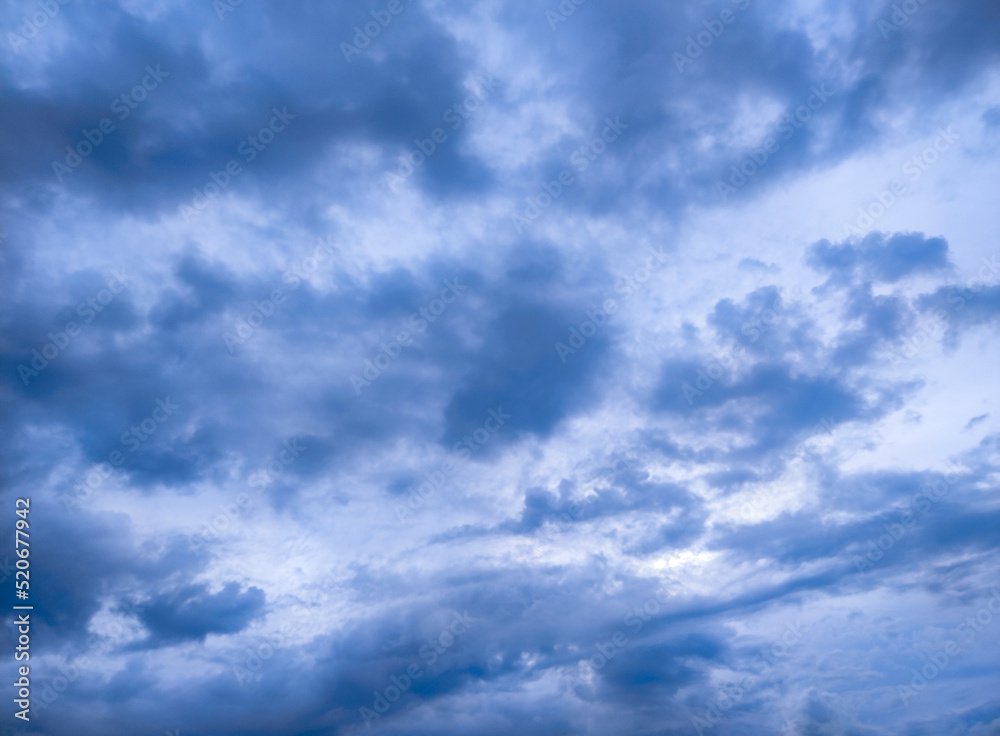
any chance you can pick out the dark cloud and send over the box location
[134,582,266,648]
[808,231,951,287]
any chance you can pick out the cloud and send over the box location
[808,231,951,286]
[1,1,999,734]
[134,582,266,648]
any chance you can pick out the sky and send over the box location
[1,1,999,735]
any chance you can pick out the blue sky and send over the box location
[1,1,1000,734]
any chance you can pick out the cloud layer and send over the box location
[1,1,999,734]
